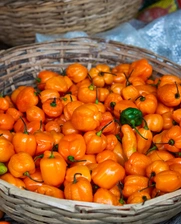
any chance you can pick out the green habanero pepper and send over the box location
[120,107,147,140]
[0,162,8,175]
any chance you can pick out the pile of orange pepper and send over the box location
[0,58,181,207]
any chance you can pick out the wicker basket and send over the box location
[0,38,181,224]
[0,0,141,47]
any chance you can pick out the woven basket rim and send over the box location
[1,179,181,213]
[0,37,180,68]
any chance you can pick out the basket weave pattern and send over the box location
[0,38,181,224]
[0,0,141,46]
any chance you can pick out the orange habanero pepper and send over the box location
[122,175,150,198]
[121,124,137,160]
[71,103,102,131]
[36,184,64,199]
[84,129,107,155]
[157,82,181,107]
[0,173,25,189]
[8,152,35,178]
[40,151,67,187]
[124,152,152,176]
[23,168,44,191]
[64,173,93,202]
[34,131,54,156]
[161,125,181,153]
[66,63,88,83]
[91,160,125,189]
[128,58,153,81]
[15,86,39,113]
[127,190,151,204]
[12,118,37,156]
[65,165,91,184]
[58,133,86,163]
[89,64,114,87]
[145,160,170,180]
[26,106,45,123]
[63,100,84,121]
[44,75,73,93]
[39,89,60,104]
[135,93,158,115]
[0,113,15,131]
[42,98,63,118]
[36,70,59,90]
[153,170,181,193]
[143,113,163,133]
[0,137,15,163]
[93,188,120,206]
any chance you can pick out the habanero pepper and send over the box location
[153,170,181,193]
[64,173,93,202]
[121,124,137,160]
[8,152,35,178]
[23,168,44,191]
[84,129,107,155]
[66,63,88,83]
[104,92,123,112]
[122,175,150,198]
[0,137,15,163]
[89,64,114,87]
[15,86,39,113]
[36,184,64,199]
[36,70,59,91]
[64,165,91,184]
[44,75,73,93]
[135,93,158,115]
[161,125,181,153]
[91,159,125,189]
[157,82,181,107]
[124,152,152,176]
[42,98,63,118]
[26,105,45,123]
[127,190,151,204]
[61,120,81,135]
[136,120,153,154]
[93,187,120,206]
[40,151,67,187]
[58,133,86,163]
[12,117,37,156]
[0,172,25,189]
[71,103,102,131]
[128,58,153,81]
[145,160,170,180]
[96,150,118,164]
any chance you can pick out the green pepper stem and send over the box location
[20,116,28,134]
[133,125,148,140]
[142,196,148,205]
[146,145,157,155]
[49,150,55,159]
[142,118,149,130]
[110,102,116,109]
[95,87,99,104]
[35,77,41,83]
[139,184,155,193]
[73,173,82,184]
[175,81,180,99]
[88,84,94,91]
[23,171,44,183]
[34,154,44,162]
[67,155,86,163]
[96,120,113,137]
